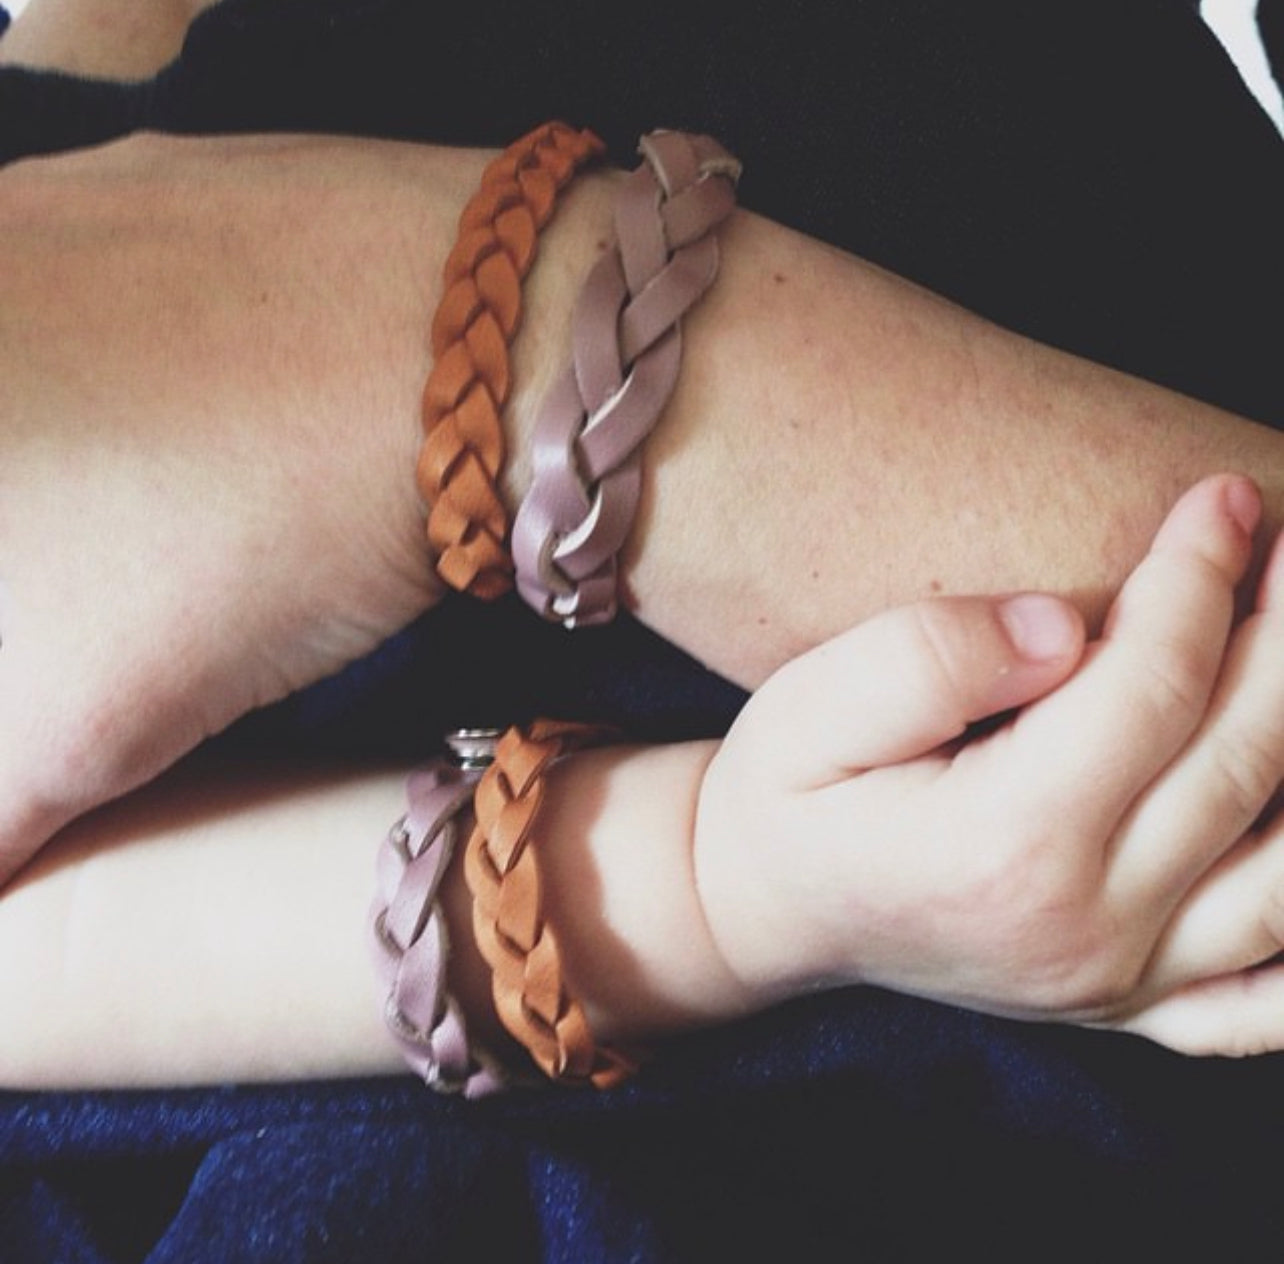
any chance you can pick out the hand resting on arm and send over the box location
[2,475,1282,1089]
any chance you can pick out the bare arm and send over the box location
[5,476,1284,1089]
[0,132,1281,882]
[512,172,1284,686]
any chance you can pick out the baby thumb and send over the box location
[746,593,1085,786]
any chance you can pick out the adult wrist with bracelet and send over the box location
[417,124,740,625]
[417,121,606,600]
[512,130,741,628]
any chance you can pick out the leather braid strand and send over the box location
[418,122,606,598]
[463,720,639,1089]
[512,130,741,626]
[369,761,505,1096]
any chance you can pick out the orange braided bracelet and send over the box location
[418,122,606,599]
[463,719,640,1089]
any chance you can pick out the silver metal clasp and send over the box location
[443,727,500,771]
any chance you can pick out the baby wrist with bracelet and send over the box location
[371,723,641,1094]
[367,729,509,1097]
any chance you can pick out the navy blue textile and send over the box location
[3,2,1284,1259]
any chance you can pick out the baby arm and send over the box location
[688,473,1284,1052]
[3,475,1281,1089]
[540,473,1284,1054]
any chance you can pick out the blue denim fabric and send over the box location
[2,1,1284,1259]
[6,994,1284,1260]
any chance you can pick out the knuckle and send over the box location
[1017,924,1143,1016]
[1260,877,1284,955]
[950,835,1143,1015]
[987,879,1144,1014]
[1137,634,1214,723]
[904,601,990,712]
[1206,974,1280,1059]
[1210,727,1284,824]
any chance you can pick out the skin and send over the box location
[4,476,1284,1089]
[0,0,221,79]
[1,133,1283,895]
[1,5,1283,1081]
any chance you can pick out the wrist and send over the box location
[323,137,503,615]
[528,740,758,1045]
[500,166,626,517]
[693,734,856,1008]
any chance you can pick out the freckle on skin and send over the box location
[930,579,943,593]
[773,272,787,284]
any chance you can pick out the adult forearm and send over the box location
[509,172,1284,687]
[1,130,1278,885]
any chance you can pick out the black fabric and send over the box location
[5,1,1282,426]
[153,0,1284,425]
[0,65,149,157]
[3,2,1284,1260]
[1263,0,1284,90]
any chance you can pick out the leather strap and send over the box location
[369,754,506,1097]
[418,122,606,599]
[463,720,640,1088]
[512,130,740,626]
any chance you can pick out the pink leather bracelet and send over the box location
[511,130,741,627]
[369,731,506,1097]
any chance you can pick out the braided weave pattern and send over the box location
[463,720,639,1089]
[369,762,504,1096]
[418,121,606,598]
[512,130,741,626]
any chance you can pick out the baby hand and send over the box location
[695,474,1284,1054]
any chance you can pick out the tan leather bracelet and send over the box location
[418,122,606,599]
[463,719,640,1089]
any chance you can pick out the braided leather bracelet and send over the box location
[511,130,741,627]
[369,731,507,1096]
[418,121,606,599]
[463,719,640,1089]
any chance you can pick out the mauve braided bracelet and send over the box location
[512,130,740,627]
[369,730,507,1096]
